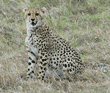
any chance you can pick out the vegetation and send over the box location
[0,0,110,92]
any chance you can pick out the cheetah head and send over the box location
[23,7,46,28]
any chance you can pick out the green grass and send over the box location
[0,0,110,93]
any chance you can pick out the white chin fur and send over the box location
[26,21,42,28]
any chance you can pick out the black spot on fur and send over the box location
[31,42,33,45]
[53,58,55,60]
[73,68,75,71]
[29,57,32,60]
[68,58,70,61]
[32,60,35,63]
[28,69,30,71]
[28,74,30,76]
[40,62,43,64]
[42,59,46,61]
[50,58,52,61]
[43,63,47,66]
[60,54,62,56]
[63,64,67,68]
[41,53,45,56]
[40,56,42,59]
[44,68,46,70]
[28,62,31,65]
[42,76,44,80]
[40,66,43,69]
[32,71,34,73]
[70,69,72,72]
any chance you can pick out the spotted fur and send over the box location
[23,7,84,80]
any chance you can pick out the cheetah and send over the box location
[23,7,84,81]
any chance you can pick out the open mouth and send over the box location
[31,22,37,26]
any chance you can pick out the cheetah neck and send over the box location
[36,23,50,35]
[26,20,44,36]
[26,21,50,36]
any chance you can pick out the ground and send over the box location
[0,0,110,93]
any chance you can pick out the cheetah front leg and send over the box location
[38,52,49,80]
[27,51,37,79]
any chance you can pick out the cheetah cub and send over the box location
[23,7,84,81]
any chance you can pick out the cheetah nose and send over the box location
[31,19,35,21]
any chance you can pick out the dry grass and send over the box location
[0,0,110,93]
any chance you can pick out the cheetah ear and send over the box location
[23,7,28,12]
[41,7,46,15]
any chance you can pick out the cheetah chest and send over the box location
[25,35,40,57]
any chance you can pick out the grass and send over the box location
[0,0,110,93]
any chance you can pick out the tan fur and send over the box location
[24,7,84,81]
[24,7,44,20]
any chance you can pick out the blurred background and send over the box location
[0,0,110,92]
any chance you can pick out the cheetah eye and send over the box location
[28,13,31,16]
[35,13,39,16]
